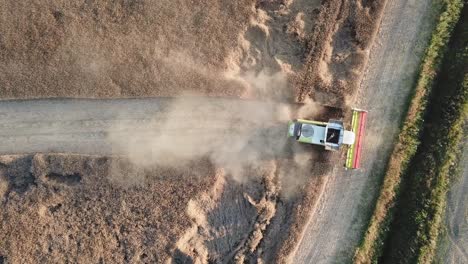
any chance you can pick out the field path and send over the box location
[0,98,284,155]
[0,98,169,154]
[292,0,437,262]
[442,134,468,263]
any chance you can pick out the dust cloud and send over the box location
[107,71,321,184]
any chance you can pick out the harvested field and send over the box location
[0,0,403,263]
[0,0,322,101]
[0,154,217,263]
[0,0,254,98]
[297,0,387,107]
[0,0,382,105]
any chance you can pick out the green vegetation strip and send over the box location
[380,9,467,263]
[353,0,464,263]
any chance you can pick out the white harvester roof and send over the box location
[298,124,326,145]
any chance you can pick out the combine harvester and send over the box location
[287,108,367,169]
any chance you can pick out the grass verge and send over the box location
[353,0,465,262]
[379,8,467,261]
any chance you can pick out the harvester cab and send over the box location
[287,108,367,169]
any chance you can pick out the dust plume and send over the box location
[106,64,326,189]
[108,95,291,182]
[297,97,324,119]
[226,70,291,100]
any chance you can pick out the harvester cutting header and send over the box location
[287,108,368,169]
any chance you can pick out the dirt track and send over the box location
[441,135,468,263]
[0,98,287,155]
[0,98,166,154]
[292,0,438,262]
